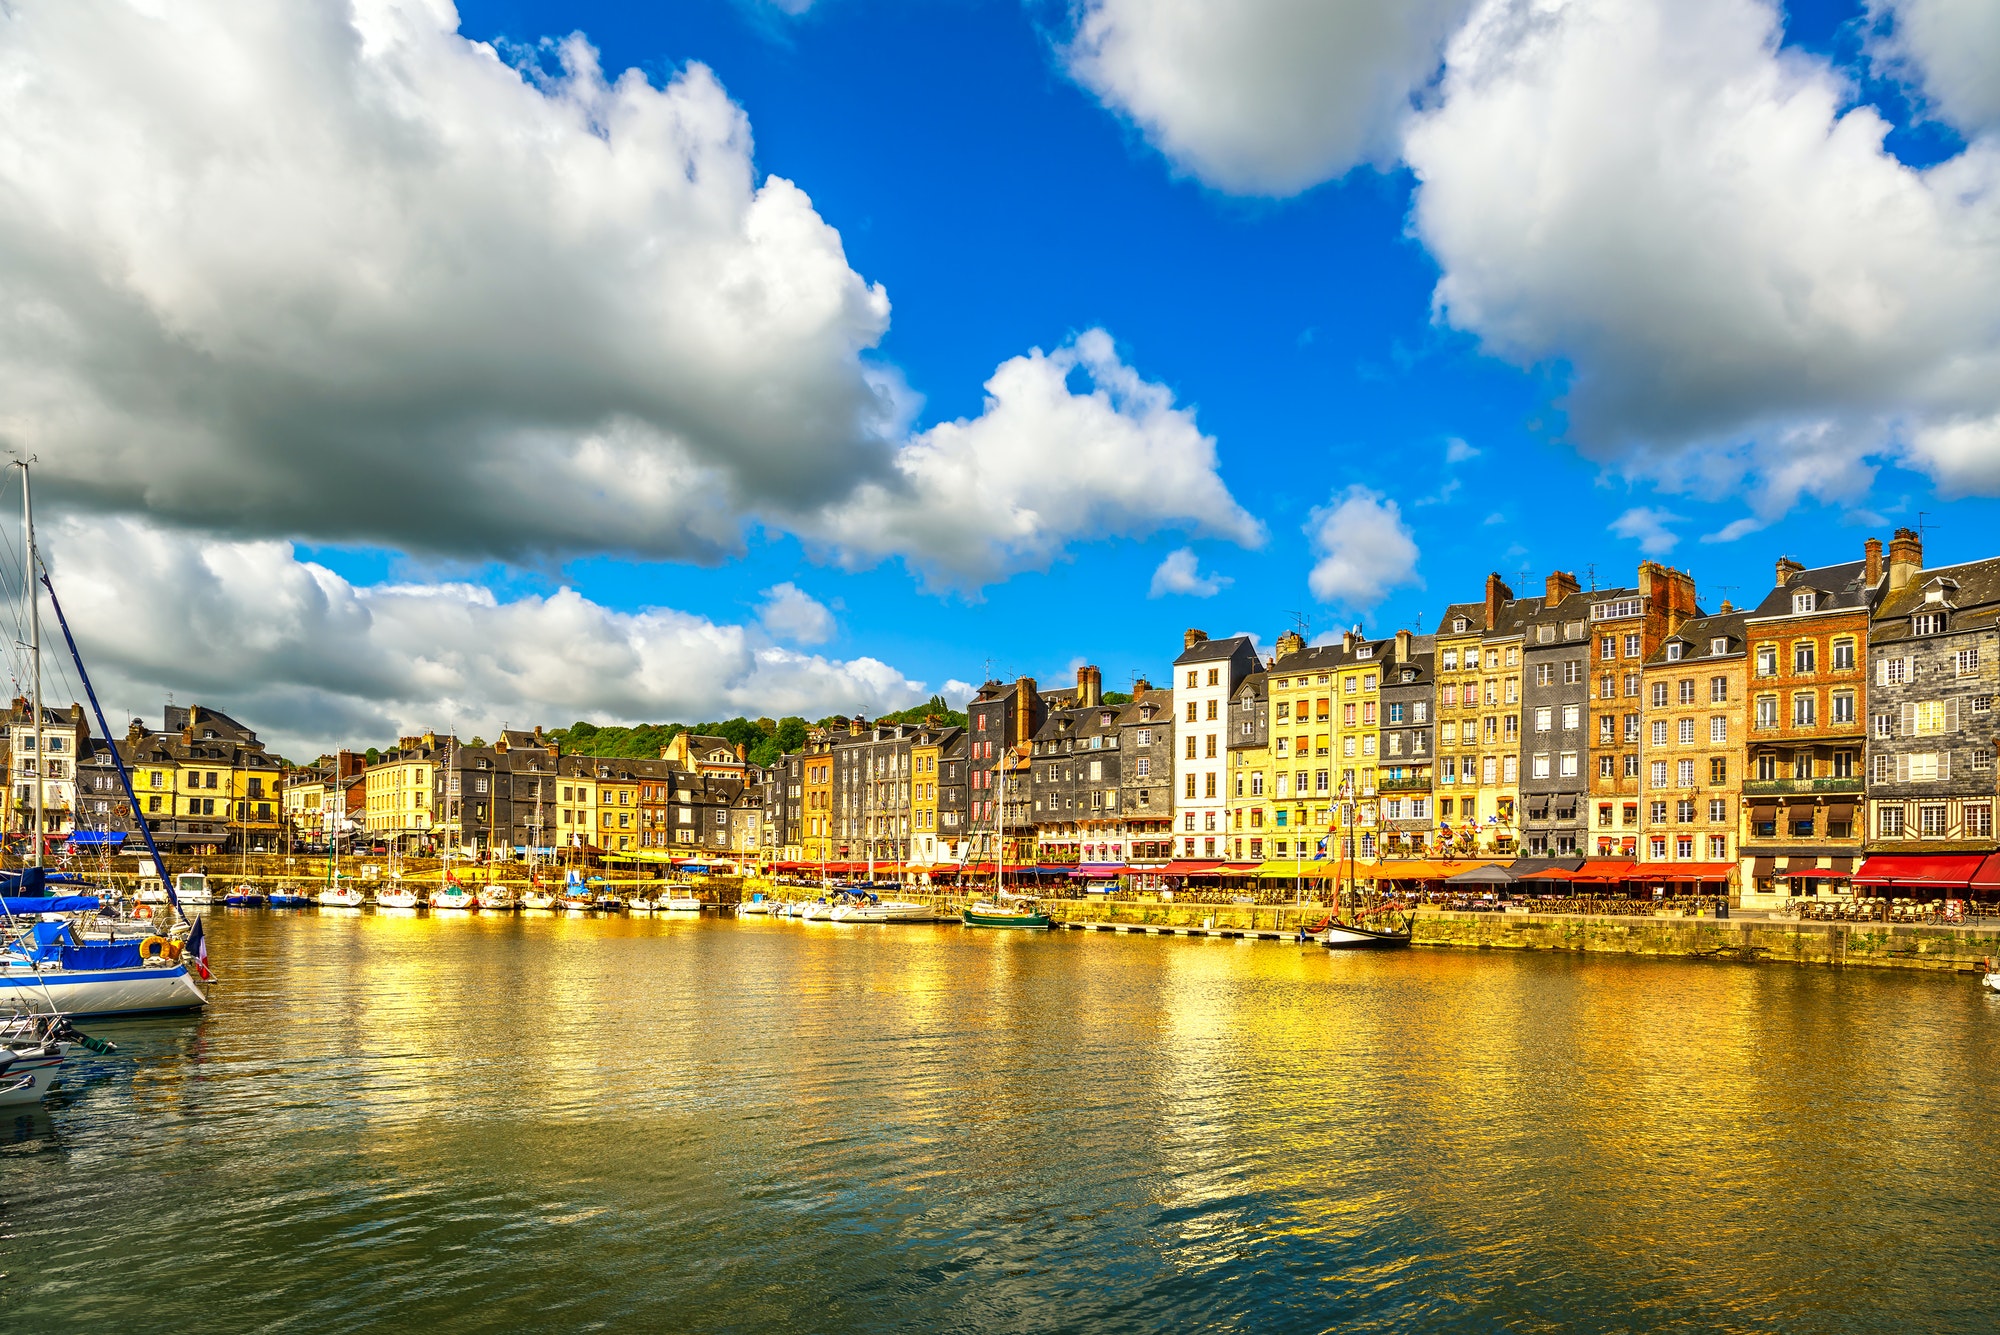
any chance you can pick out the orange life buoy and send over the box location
[137,935,170,964]
[136,903,153,919]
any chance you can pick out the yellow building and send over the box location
[597,771,638,853]
[1264,635,1337,865]
[1637,611,1748,871]
[1433,576,1528,856]
[363,739,437,850]
[801,732,837,864]
[556,757,597,850]
[910,735,941,864]
[1226,671,1270,862]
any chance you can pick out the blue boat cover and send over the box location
[9,921,73,962]
[0,895,103,915]
[66,831,126,847]
[60,941,142,970]
[0,867,85,896]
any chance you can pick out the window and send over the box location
[1388,703,1405,724]
[1414,703,1429,724]
[1599,715,1615,744]
[1909,753,1943,782]
[1792,591,1816,614]
[1562,705,1580,730]
[1601,636,1616,661]
[1832,692,1855,725]
[1976,749,1995,774]
[1711,638,1729,656]
[1677,760,1695,788]
[1883,656,1910,685]
[1832,638,1855,671]
[1757,646,1777,677]
[1793,693,1817,727]
[1650,682,1669,708]
[1666,642,1683,661]
[1957,648,1981,676]
[1794,642,1817,675]
[1651,720,1669,746]
[1593,599,1643,620]
[1649,801,1668,823]
[1709,757,1727,786]
[1914,613,1946,636]
[1678,719,1696,744]
[1535,663,1554,686]
[1756,696,1778,729]
[1920,803,1949,836]
[1650,761,1668,787]
[1560,753,1579,777]
[1624,634,1642,658]
[1535,707,1553,733]
[1599,756,1615,778]
[1710,716,1728,743]
[1207,669,1220,686]
[1625,755,1640,778]
[1625,713,1641,742]
[1206,699,1218,721]
[1624,674,1641,697]
[1970,804,1994,838]
[1650,837,1668,860]
[1563,660,1583,685]
[1758,753,1778,781]
[1532,753,1551,779]
[1879,806,1904,837]
[1709,798,1728,823]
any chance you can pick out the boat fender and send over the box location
[165,939,184,962]
[137,935,170,964]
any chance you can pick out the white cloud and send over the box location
[1609,506,1685,555]
[39,516,925,758]
[756,582,835,644]
[1063,0,1473,195]
[1305,485,1422,610]
[807,329,1264,590]
[1148,547,1232,598]
[1444,436,1480,463]
[1404,0,2000,519]
[0,2,1254,588]
[1870,0,2000,134]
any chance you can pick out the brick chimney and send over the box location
[1865,537,1883,587]
[847,716,861,736]
[1183,628,1208,652]
[1014,676,1037,744]
[1775,556,1804,587]
[1888,527,1923,595]
[1274,629,1306,661]
[1483,573,1512,631]
[736,743,748,762]
[1076,664,1102,709]
[1395,627,1413,662]
[1133,677,1151,695]
[1546,570,1580,603]
[1342,627,1358,653]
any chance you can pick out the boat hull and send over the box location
[0,1045,68,1106]
[962,909,1051,929]
[0,963,207,1017]
[661,898,704,913]
[1316,921,1413,950]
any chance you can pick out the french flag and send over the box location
[186,916,212,981]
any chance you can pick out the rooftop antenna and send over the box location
[1584,563,1599,592]
[1286,608,1313,639]
[1712,583,1739,609]
[1918,511,1938,542]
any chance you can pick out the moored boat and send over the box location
[476,885,517,911]
[376,883,420,909]
[222,886,266,908]
[736,894,772,915]
[266,888,311,908]
[0,1016,72,1107]
[317,884,366,907]
[0,917,207,1017]
[428,884,477,911]
[962,896,1052,928]
[1313,913,1413,950]
[661,893,704,913]
[521,888,557,910]
[627,895,657,913]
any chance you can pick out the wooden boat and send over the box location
[962,896,1051,929]
[521,888,557,910]
[1313,913,1413,950]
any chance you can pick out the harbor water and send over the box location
[6,910,2000,1332]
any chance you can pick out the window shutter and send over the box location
[1942,750,1953,780]
[1878,658,1889,685]
[1906,655,1916,680]
[1897,753,1910,783]
[1949,697,1962,732]
[1901,703,1916,736]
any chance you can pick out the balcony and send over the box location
[1741,776,1864,796]
[1377,775,1430,793]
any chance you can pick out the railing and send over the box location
[1741,777,1864,796]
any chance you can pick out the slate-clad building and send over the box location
[968,678,1045,865]
[1520,573,1591,857]
[1865,531,2000,856]
[1378,628,1436,854]
[1031,666,1123,866]
[1118,683,1175,871]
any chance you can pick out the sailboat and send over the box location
[962,742,1050,929]
[0,461,206,1016]
[1312,805,1411,950]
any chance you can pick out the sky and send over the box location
[2,0,1998,757]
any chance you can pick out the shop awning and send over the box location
[1160,860,1224,876]
[1851,854,1985,888]
[1069,863,1126,878]
[1773,866,1846,881]
[1631,861,1734,882]
[1254,860,1330,878]
[64,830,126,847]
[1969,855,2000,890]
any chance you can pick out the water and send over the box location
[4,911,1999,1332]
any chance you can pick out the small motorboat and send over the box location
[140,871,213,907]
[477,886,517,911]
[962,893,1051,928]
[376,883,420,909]
[521,888,557,910]
[428,885,477,911]
[222,885,267,908]
[736,894,772,915]
[661,893,704,913]
[1982,957,2000,992]
[592,893,626,913]
[266,889,311,908]
[317,883,365,908]
[0,1015,75,1107]
[627,895,657,913]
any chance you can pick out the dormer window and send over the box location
[1356,646,1373,659]
[1452,618,1468,633]
[1666,643,1683,661]
[1924,586,1948,605]
[1915,612,1946,636]
[1711,637,1728,655]
[1401,670,1416,683]
[1792,591,1815,614]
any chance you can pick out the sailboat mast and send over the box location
[995,735,1005,895]
[20,463,42,869]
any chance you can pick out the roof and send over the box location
[1232,670,1268,703]
[1173,633,1257,666]
[1871,555,2000,643]
[1746,559,1874,621]
[1434,602,1485,637]
[1645,610,1748,666]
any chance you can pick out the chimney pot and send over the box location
[1484,573,1512,632]
[1545,569,1580,604]
[1395,627,1413,661]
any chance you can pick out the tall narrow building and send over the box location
[1171,630,1260,861]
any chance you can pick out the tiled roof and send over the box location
[1646,611,1748,665]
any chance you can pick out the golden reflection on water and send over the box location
[16,910,2000,1332]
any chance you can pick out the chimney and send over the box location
[1183,628,1208,651]
[736,743,747,761]
[1888,527,1924,595]
[1133,677,1151,695]
[1274,629,1306,661]
[1865,537,1883,587]
[1483,573,1512,631]
[1395,627,1413,662]
[847,716,861,736]
[1774,556,1804,587]
[1014,676,1037,745]
[1545,570,1580,604]
[1719,600,1734,614]
[1077,664,1102,709]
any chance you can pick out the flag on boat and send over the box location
[186,916,212,980]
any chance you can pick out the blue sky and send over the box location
[5,0,1998,752]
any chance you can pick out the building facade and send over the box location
[1637,611,1748,871]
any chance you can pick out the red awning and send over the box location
[1970,855,2000,890]
[1518,859,1634,883]
[1220,862,1262,873]
[1631,861,1735,881]
[1160,860,1224,876]
[1851,854,1985,888]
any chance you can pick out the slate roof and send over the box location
[1644,610,1749,666]
[1871,555,2000,645]
[1745,559,1874,621]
